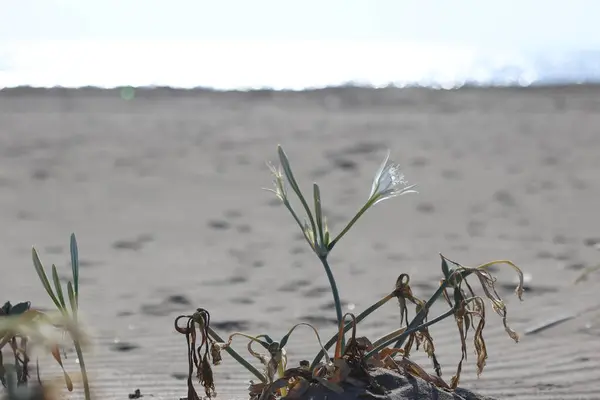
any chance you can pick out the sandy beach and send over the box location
[1,85,600,400]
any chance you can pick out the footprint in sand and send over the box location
[112,234,154,251]
[139,294,192,317]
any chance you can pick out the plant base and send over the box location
[276,367,496,400]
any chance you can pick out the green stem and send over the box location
[364,307,456,361]
[319,256,344,351]
[310,292,394,370]
[328,199,373,251]
[206,327,266,383]
[74,341,91,400]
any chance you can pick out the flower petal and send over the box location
[370,150,391,198]
[373,184,418,205]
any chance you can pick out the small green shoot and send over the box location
[30,234,91,400]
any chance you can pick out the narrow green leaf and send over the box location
[67,281,78,319]
[70,233,79,300]
[441,255,451,279]
[32,248,63,311]
[277,146,301,194]
[261,335,275,345]
[278,323,328,362]
[313,183,325,248]
[277,145,318,240]
[51,264,67,309]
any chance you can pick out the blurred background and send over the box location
[3,0,600,88]
[1,2,600,400]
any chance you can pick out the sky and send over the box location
[1,0,600,50]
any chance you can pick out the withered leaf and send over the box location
[51,344,73,392]
[285,377,309,399]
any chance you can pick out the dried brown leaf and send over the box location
[248,381,266,397]
[472,269,520,343]
[372,327,406,350]
[258,377,291,400]
[247,339,270,368]
[472,301,488,377]
[451,306,468,389]
[378,347,405,359]
[331,358,351,383]
[199,354,216,398]
[395,357,451,390]
[285,377,310,399]
[403,333,416,358]
[395,274,411,326]
[335,313,357,359]
[51,344,73,392]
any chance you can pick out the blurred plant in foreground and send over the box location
[175,145,525,400]
[0,234,91,400]
[0,300,87,400]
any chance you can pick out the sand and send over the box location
[1,85,600,400]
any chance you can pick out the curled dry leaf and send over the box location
[471,299,488,377]
[247,338,270,368]
[335,313,357,359]
[199,354,216,398]
[174,309,221,399]
[394,274,412,326]
[471,268,520,343]
[51,344,73,392]
[450,296,469,389]
[210,341,229,365]
[416,329,442,378]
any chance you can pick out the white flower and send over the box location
[265,162,287,202]
[369,150,417,204]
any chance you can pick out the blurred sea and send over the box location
[1,40,600,90]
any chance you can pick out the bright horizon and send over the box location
[2,1,600,89]
[2,0,600,51]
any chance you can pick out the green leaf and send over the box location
[313,183,325,249]
[278,323,328,359]
[441,255,451,279]
[32,248,63,311]
[277,145,317,242]
[70,233,79,301]
[261,335,275,345]
[277,146,302,195]
[51,264,67,309]
[67,281,78,318]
